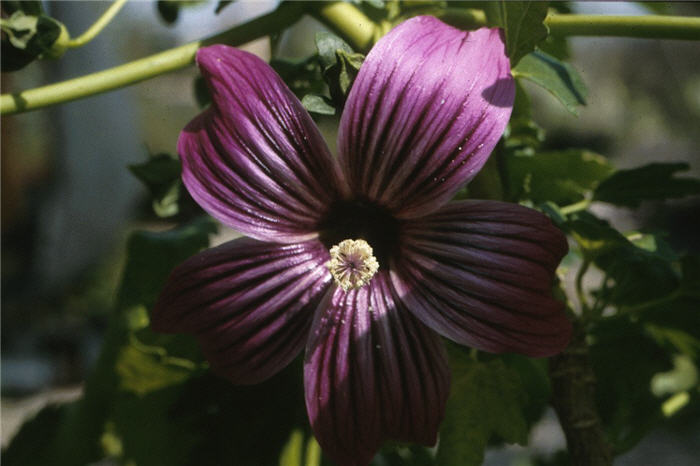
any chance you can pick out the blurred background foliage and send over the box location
[2,1,700,465]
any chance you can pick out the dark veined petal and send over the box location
[179,45,348,243]
[152,237,331,384]
[304,273,450,466]
[338,17,514,219]
[393,200,571,357]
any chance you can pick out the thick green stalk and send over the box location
[546,14,700,40]
[1,2,305,115]
[306,1,376,51]
[438,10,700,40]
[3,7,700,115]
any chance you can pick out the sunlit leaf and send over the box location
[116,333,204,396]
[507,149,612,204]
[302,94,336,116]
[651,354,698,397]
[513,50,587,115]
[315,32,365,108]
[484,1,550,66]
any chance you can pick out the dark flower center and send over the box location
[318,199,400,266]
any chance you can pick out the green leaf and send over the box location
[372,444,436,466]
[567,213,679,306]
[215,0,234,14]
[589,316,671,453]
[302,94,336,116]
[110,365,308,466]
[156,0,203,25]
[116,332,204,396]
[484,1,550,66]
[314,32,365,108]
[650,354,698,397]
[507,149,612,204]
[156,0,180,24]
[117,217,217,309]
[1,9,67,71]
[513,50,588,115]
[1,403,73,466]
[315,31,354,69]
[437,349,528,466]
[500,354,552,426]
[128,153,183,218]
[279,429,322,466]
[270,56,324,100]
[594,162,700,207]
[680,255,700,299]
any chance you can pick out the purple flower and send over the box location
[152,16,571,466]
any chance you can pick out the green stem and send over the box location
[306,1,377,51]
[66,0,129,48]
[619,289,683,314]
[3,8,700,116]
[560,198,592,216]
[546,14,700,41]
[575,258,591,317]
[1,2,305,115]
[437,10,700,40]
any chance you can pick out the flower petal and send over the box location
[304,273,450,466]
[392,200,571,357]
[152,237,331,384]
[179,45,347,243]
[338,17,514,218]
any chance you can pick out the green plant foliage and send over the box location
[129,153,183,218]
[110,365,308,466]
[567,213,680,306]
[1,403,72,465]
[117,217,217,309]
[279,429,322,466]
[651,354,698,397]
[156,0,204,25]
[513,50,588,115]
[116,333,205,396]
[0,1,67,71]
[436,349,529,466]
[589,316,674,453]
[500,354,552,427]
[271,56,325,100]
[302,94,337,115]
[507,149,613,205]
[594,162,700,207]
[484,1,550,67]
[215,0,235,14]
[314,32,365,109]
